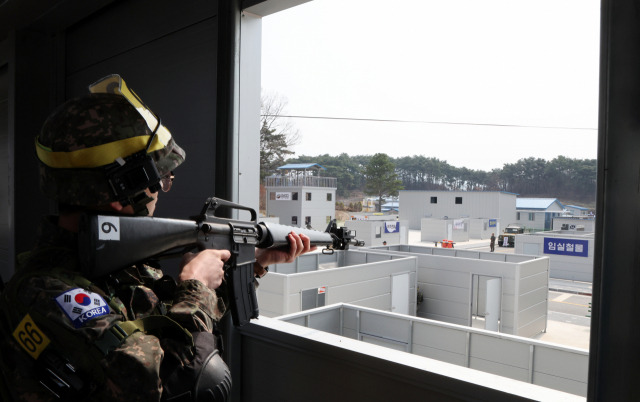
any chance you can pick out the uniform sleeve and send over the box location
[168,279,225,332]
[101,332,163,401]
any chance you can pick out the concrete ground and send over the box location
[406,230,592,351]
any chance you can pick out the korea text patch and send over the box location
[55,288,110,328]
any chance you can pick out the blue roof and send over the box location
[516,198,563,210]
[278,163,326,170]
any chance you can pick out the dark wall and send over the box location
[589,0,640,399]
[0,64,7,281]
[11,29,58,273]
[1,0,224,280]
[63,0,219,220]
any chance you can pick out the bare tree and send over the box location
[260,91,300,179]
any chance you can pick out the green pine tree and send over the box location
[363,153,403,212]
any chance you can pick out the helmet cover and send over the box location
[37,93,185,205]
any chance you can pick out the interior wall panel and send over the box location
[63,1,219,225]
[0,64,8,282]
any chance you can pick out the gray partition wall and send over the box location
[515,232,594,282]
[256,250,418,317]
[279,304,588,397]
[366,245,550,337]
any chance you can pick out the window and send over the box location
[517,212,521,220]
[292,192,298,200]
[305,216,311,226]
[375,226,381,238]
[292,216,298,225]
[306,192,312,201]
[529,213,535,221]
[257,0,601,397]
[327,193,332,201]
[455,197,462,204]
[270,192,276,200]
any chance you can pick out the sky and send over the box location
[260,0,601,171]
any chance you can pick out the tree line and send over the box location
[281,154,596,204]
[259,92,596,205]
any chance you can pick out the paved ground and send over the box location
[406,230,592,351]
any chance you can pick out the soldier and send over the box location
[0,76,315,401]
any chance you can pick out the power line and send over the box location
[261,114,597,131]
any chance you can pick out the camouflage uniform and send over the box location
[0,218,226,401]
[0,91,228,401]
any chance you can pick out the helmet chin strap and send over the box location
[125,191,156,216]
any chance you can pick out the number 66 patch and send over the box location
[12,314,50,359]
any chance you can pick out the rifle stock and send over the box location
[78,197,363,326]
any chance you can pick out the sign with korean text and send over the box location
[543,238,589,257]
[384,221,400,233]
[489,219,497,227]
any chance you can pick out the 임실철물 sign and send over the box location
[543,237,589,257]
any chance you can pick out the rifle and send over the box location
[78,197,363,326]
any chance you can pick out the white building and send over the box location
[265,163,337,229]
[515,198,564,231]
[399,190,517,231]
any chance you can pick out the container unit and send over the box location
[515,231,594,282]
[420,217,470,244]
[256,250,419,317]
[343,219,408,247]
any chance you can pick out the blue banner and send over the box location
[489,219,497,227]
[384,221,400,233]
[543,237,589,257]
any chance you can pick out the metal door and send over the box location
[391,272,410,315]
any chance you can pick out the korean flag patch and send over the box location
[55,288,110,328]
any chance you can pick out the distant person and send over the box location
[490,233,496,252]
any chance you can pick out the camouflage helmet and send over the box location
[36,93,185,206]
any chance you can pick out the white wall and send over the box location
[280,304,587,397]
[256,251,418,317]
[469,218,498,240]
[344,219,407,247]
[420,218,470,243]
